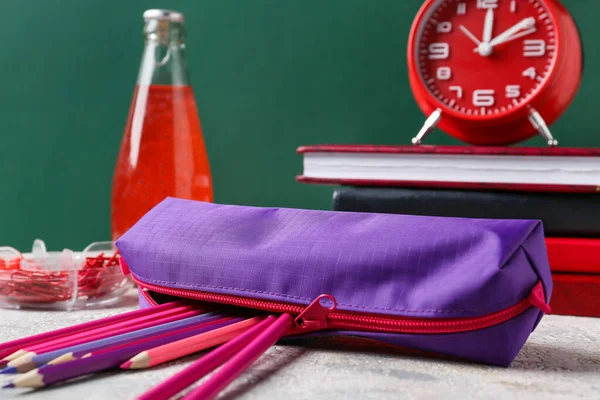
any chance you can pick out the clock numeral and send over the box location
[436,67,452,80]
[437,22,452,33]
[473,89,495,107]
[522,67,537,80]
[457,2,467,15]
[477,0,498,9]
[428,42,449,59]
[506,85,521,99]
[510,0,517,13]
[449,86,463,99]
[523,40,546,57]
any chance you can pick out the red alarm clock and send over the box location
[407,0,582,146]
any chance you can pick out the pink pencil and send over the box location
[183,313,293,400]
[136,316,277,400]
[122,316,264,369]
[45,314,235,366]
[25,304,196,354]
[0,300,186,360]
[2,304,197,365]
[4,308,205,373]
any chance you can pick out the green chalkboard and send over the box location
[0,0,597,250]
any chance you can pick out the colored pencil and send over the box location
[47,313,231,365]
[0,300,186,360]
[183,313,293,400]
[4,317,245,389]
[1,307,204,375]
[2,310,215,374]
[122,316,265,369]
[2,303,197,363]
[137,316,276,400]
[79,316,240,360]
[26,304,196,353]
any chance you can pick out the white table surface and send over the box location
[0,290,599,400]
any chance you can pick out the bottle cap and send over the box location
[143,9,184,23]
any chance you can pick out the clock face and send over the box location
[415,0,559,119]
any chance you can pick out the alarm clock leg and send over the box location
[412,108,442,145]
[528,109,558,146]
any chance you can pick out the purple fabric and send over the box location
[117,197,552,366]
[138,289,152,309]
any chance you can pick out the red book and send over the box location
[546,238,600,274]
[550,274,600,318]
[297,145,600,193]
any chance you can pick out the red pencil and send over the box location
[0,300,186,360]
[121,316,264,369]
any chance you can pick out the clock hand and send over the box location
[489,27,537,46]
[483,8,494,44]
[459,25,482,45]
[475,17,536,55]
[488,17,536,47]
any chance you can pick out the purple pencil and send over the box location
[2,308,210,374]
[3,317,245,389]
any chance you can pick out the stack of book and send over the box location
[297,144,600,318]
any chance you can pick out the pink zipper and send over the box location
[133,275,550,335]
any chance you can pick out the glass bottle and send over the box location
[111,9,213,240]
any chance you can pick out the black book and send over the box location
[332,187,600,237]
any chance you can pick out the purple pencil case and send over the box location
[116,197,552,367]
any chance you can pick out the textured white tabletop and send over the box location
[1,291,599,400]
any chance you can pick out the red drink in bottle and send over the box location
[111,10,213,240]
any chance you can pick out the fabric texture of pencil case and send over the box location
[116,197,552,367]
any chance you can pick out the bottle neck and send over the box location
[137,19,189,86]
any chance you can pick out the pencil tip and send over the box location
[120,361,132,369]
[2,383,14,389]
[0,367,17,374]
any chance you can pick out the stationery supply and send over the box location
[0,240,132,310]
[111,9,213,241]
[5,315,242,389]
[550,274,600,317]
[183,313,294,400]
[118,197,552,369]
[0,300,186,361]
[545,238,600,274]
[1,309,213,373]
[0,300,263,393]
[137,316,275,400]
[122,316,264,369]
[1,303,196,367]
[297,145,600,193]
[332,186,600,237]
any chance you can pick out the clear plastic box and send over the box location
[0,240,133,311]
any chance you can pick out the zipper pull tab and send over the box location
[293,294,337,333]
[119,258,131,276]
[529,282,551,314]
